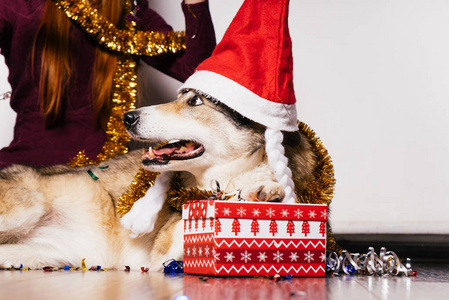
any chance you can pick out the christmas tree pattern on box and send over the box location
[182,200,327,277]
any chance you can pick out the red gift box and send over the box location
[182,200,327,277]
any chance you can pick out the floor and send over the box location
[0,263,447,300]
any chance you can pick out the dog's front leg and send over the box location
[121,172,173,238]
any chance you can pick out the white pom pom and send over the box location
[265,128,297,203]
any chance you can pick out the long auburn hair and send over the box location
[34,0,124,128]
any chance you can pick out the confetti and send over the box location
[81,258,88,271]
[87,170,99,180]
[0,91,11,101]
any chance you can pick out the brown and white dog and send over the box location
[0,89,317,270]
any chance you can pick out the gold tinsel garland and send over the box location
[52,0,186,166]
[115,168,160,215]
[68,57,138,166]
[297,122,336,206]
[53,0,186,56]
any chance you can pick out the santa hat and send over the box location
[180,0,298,203]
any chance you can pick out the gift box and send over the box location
[182,200,327,277]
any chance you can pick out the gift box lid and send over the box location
[182,200,327,221]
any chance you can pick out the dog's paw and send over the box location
[120,199,159,238]
[121,172,172,238]
[241,181,285,202]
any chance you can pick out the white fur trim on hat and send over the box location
[179,70,298,132]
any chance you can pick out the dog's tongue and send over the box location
[152,146,177,156]
[150,141,196,157]
[142,140,203,163]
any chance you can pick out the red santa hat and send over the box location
[180,0,297,131]
[180,0,298,202]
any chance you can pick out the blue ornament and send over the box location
[163,259,184,274]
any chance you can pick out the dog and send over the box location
[0,89,317,270]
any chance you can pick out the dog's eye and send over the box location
[187,96,203,106]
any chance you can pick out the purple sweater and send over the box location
[0,0,215,169]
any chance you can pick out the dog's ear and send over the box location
[283,131,302,148]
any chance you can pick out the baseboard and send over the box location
[334,234,449,263]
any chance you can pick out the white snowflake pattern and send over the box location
[204,245,210,257]
[186,248,191,256]
[198,247,203,256]
[320,210,327,219]
[237,206,247,217]
[192,246,197,257]
[294,209,303,219]
[304,251,315,263]
[212,249,220,261]
[225,252,235,262]
[257,252,268,262]
[265,208,276,218]
[273,250,284,263]
[222,207,231,216]
[319,252,326,262]
[308,210,317,219]
[281,209,290,217]
[240,250,252,263]
[289,252,299,262]
[252,208,261,217]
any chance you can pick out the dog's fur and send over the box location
[0,90,317,270]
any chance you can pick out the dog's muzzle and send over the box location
[123,111,140,130]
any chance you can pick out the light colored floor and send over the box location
[0,263,447,300]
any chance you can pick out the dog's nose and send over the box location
[123,111,140,129]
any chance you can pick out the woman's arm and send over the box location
[137,0,216,82]
[0,2,12,48]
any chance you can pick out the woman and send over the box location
[0,0,216,169]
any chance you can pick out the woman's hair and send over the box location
[33,0,124,128]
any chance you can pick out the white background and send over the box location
[1,0,448,235]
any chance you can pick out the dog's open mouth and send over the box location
[142,140,205,165]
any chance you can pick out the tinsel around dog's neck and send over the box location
[116,122,340,253]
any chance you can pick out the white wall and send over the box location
[1,0,448,235]
[0,55,14,146]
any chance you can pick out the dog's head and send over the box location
[123,90,266,174]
